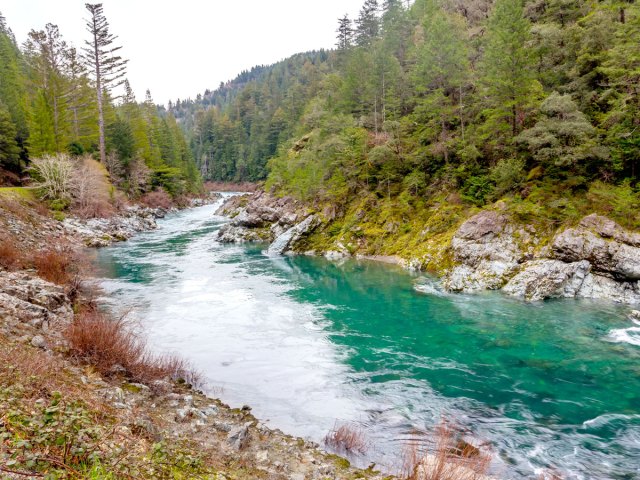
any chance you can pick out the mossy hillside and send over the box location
[292,179,640,272]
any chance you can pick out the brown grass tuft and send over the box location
[324,423,369,454]
[33,244,79,285]
[0,236,25,270]
[401,420,492,480]
[64,308,199,388]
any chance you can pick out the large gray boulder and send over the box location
[553,214,640,281]
[503,260,591,302]
[267,215,318,256]
[443,211,527,292]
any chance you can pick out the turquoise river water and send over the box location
[95,196,640,479]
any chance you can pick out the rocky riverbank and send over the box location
[0,193,396,479]
[215,191,640,305]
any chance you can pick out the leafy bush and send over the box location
[461,175,494,206]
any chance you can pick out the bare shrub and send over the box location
[29,153,77,202]
[103,151,125,186]
[65,308,198,387]
[73,156,115,218]
[127,156,151,195]
[401,421,492,480]
[140,188,173,209]
[324,423,369,454]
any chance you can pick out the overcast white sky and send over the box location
[2,0,363,105]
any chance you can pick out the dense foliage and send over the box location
[179,0,639,208]
[0,9,200,196]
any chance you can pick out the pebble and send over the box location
[30,335,46,349]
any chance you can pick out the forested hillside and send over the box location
[181,0,639,221]
[172,51,333,180]
[0,8,200,197]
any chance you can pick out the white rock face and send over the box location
[63,206,161,247]
[267,215,317,256]
[443,211,526,292]
[446,212,640,304]
[503,260,591,301]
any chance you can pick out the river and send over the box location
[95,195,640,479]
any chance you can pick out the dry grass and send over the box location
[324,423,369,455]
[33,244,79,286]
[64,308,199,387]
[401,421,492,480]
[0,235,25,270]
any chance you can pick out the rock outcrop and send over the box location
[267,215,318,256]
[501,214,640,304]
[443,211,530,292]
[444,212,640,304]
[552,214,640,281]
[503,260,591,302]
[216,192,317,252]
[63,205,163,247]
[0,270,73,343]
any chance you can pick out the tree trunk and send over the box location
[92,15,106,164]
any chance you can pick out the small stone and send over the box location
[256,450,268,463]
[30,335,46,349]
[630,310,640,321]
[227,424,250,450]
[202,405,219,417]
[212,421,232,433]
[241,404,252,412]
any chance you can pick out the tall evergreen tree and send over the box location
[0,102,21,172]
[83,3,128,164]
[478,0,540,152]
[336,15,354,51]
[356,0,381,47]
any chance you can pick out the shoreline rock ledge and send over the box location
[447,212,640,304]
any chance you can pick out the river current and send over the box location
[95,195,640,479]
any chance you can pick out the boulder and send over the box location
[503,260,591,302]
[443,211,525,292]
[553,215,640,281]
[267,215,318,256]
[227,423,250,450]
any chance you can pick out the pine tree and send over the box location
[83,3,128,164]
[411,1,469,163]
[65,46,97,149]
[23,23,70,154]
[336,15,354,50]
[356,0,380,47]
[478,0,540,150]
[0,17,29,162]
[0,102,21,172]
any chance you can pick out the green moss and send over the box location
[0,187,37,201]
[327,453,351,470]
